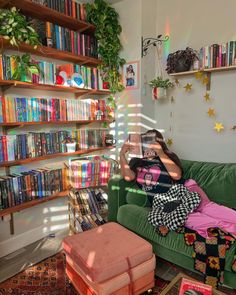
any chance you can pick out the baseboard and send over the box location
[0,224,69,258]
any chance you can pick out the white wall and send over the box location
[155,0,236,163]
[112,0,142,156]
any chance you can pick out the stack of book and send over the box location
[0,129,108,162]
[0,97,109,123]
[69,156,118,189]
[0,167,68,210]
[45,22,98,57]
[32,0,88,21]
[0,55,104,89]
[69,188,108,232]
[199,40,236,69]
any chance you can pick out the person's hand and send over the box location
[120,140,133,156]
[148,141,164,156]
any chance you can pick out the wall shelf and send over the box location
[169,66,236,91]
[0,190,69,217]
[0,37,101,67]
[0,80,110,96]
[0,146,115,168]
[0,0,95,33]
[0,119,114,128]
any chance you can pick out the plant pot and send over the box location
[66,142,76,153]
[152,87,167,100]
[174,57,191,72]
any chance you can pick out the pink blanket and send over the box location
[184,179,236,238]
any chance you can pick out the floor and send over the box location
[0,228,69,283]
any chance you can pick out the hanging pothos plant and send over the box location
[86,0,125,125]
[0,6,41,48]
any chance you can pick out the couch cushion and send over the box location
[181,160,236,208]
[63,222,153,283]
[125,183,150,207]
[117,204,236,273]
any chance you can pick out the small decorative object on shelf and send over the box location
[105,134,116,146]
[166,47,199,74]
[149,76,174,100]
[62,136,77,153]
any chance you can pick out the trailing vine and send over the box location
[86,0,125,123]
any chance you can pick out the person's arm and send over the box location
[149,142,182,180]
[120,142,136,182]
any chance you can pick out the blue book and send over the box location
[0,97,3,123]
[21,97,27,122]
[21,134,27,159]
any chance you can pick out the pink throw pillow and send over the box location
[184,179,210,212]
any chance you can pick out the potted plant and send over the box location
[149,76,174,99]
[166,47,199,74]
[62,136,77,153]
[11,54,41,82]
[0,6,41,47]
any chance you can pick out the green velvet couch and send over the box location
[108,160,236,289]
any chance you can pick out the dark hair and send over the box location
[146,129,183,173]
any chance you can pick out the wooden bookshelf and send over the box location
[0,119,114,128]
[0,37,100,67]
[0,146,114,167]
[0,0,95,33]
[0,190,69,217]
[0,80,110,96]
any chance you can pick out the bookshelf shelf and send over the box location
[0,80,111,96]
[0,119,114,128]
[0,0,95,33]
[0,190,69,217]
[169,65,236,76]
[0,37,101,67]
[0,146,114,168]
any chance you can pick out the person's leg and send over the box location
[186,211,236,238]
[201,202,236,223]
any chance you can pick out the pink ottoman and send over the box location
[63,222,155,295]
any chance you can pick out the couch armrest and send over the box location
[108,175,133,222]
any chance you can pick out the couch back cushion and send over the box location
[125,182,150,207]
[181,160,236,208]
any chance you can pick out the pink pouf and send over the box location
[63,222,155,295]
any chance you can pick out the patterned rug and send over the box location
[0,252,169,295]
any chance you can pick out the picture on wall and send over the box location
[123,60,139,90]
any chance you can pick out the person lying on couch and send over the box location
[120,129,236,238]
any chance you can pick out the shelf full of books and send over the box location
[68,156,119,234]
[169,40,236,77]
[69,188,107,234]
[0,129,111,165]
[0,97,111,124]
[0,167,69,216]
[0,0,95,33]
[0,54,107,92]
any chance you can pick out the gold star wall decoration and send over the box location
[184,83,192,91]
[195,71,203,80]
[207,108,215,117]
[214,122,224,133]
[204,92,211,102]
[175,79,180,86]
[202,76,209,85]
[166,138,173,146]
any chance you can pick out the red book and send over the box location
[179,278,212,295]
[2,135,8,161]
